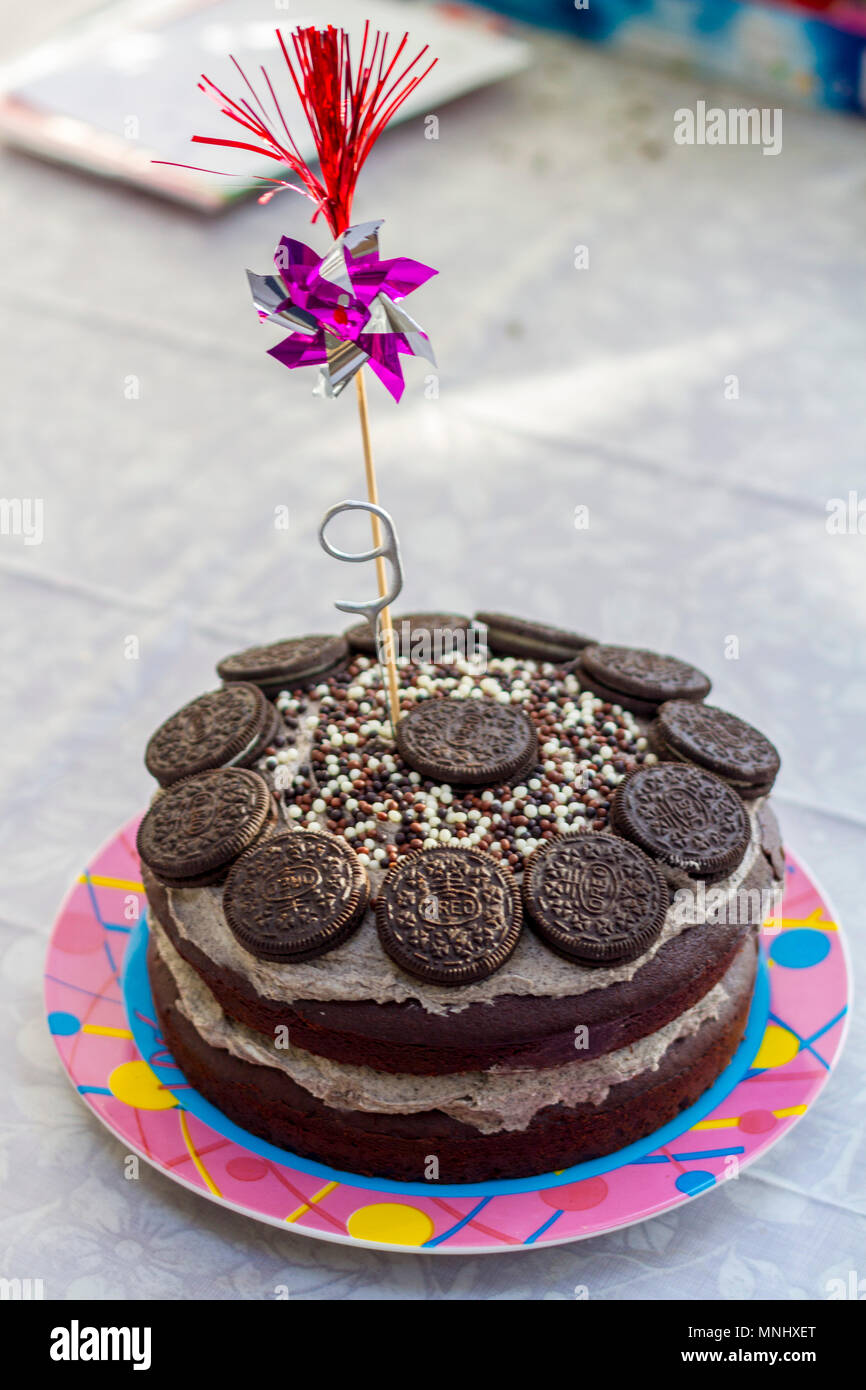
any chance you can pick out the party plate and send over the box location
[45,816,850,1253]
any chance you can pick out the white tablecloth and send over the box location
[1,4,864,1300]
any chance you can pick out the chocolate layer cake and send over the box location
[139,623,784,1183]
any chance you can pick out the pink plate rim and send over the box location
[44,815,851,1255]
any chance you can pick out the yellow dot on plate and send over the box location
[752,1024,800,1070]
[108,1060,178,1110]
[347,1202,434,1246]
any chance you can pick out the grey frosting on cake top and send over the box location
[159,800,768,1017]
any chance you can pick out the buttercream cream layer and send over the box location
[151,919,757,1135]
[141,799,779,1074]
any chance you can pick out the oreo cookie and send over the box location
[655,701,780,798]
[223,830,369,963]
[144,684,277,787]
[137,768,275,888]
[475,612,594,662]
[577,645,711,715]
[612,764,750,881]
[396,698,537,787]
[217,635,349,698]
[376,847,522,984]
[345,612,471,658]
[523,832,669,965]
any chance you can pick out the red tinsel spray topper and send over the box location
[186,22,437,235]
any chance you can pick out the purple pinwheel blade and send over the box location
[362,334,407,402]
[352,256,438,303]
[273,235,322,287]
[250,220,435,400]
[267,333,329,370]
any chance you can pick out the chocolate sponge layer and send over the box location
[148,931,758,1185]
[142,803,780,1078]
[144,864,763,1076]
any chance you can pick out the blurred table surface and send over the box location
[1,1,865,1302]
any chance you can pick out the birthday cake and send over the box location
[139,616,784,1183]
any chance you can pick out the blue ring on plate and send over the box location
[123,915,770,1198]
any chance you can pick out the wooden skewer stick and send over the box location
[354,370,401,730]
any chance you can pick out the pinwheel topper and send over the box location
[178,23,438,403]
[248,219,436,402]
[167,22,440,728]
